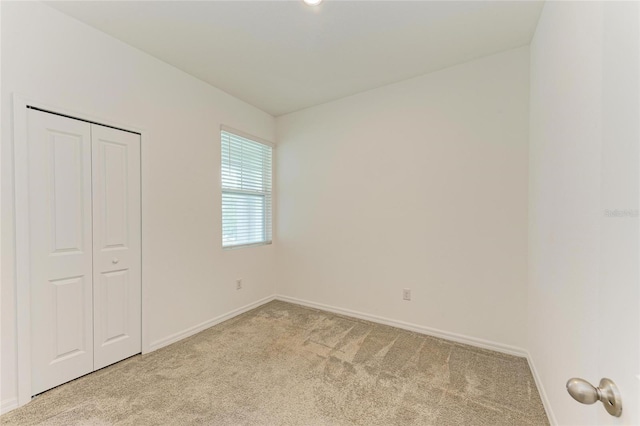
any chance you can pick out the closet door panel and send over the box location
[28,109,94,395]
[92,124,142,370]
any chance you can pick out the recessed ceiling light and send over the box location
[303,0,323,6]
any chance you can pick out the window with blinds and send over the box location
[221,129,273,248]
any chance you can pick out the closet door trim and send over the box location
[13,94,149,408]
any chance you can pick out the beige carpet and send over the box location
[1,301,548,425]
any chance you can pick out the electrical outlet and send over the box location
[403,288,411,301]
[236,279,242,290]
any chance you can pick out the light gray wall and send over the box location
[276,47,530,351]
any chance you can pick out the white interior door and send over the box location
[596,2,639,423]
[91,124,141,370]
[28,109,94,395]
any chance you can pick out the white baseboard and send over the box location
[526,352,557,426]
[149,295,276,352]
[275,295,527,357]
[1,398,18,415]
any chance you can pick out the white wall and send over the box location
[276,47,530,351]
[529,2,639,424]
[1,2,276,409]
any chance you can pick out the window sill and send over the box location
[223,241,273,251]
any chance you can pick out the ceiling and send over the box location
[47,1,544,116]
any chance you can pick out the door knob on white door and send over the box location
[566,378,622,417]
[112,258,119,264]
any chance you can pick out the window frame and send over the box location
[220,125,274,250]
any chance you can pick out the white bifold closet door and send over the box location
[91,124,141,370]
[28,109,141,395]
[28,110,94,395]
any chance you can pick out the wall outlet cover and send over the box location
[403,288,411,301]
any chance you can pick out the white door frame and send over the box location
[12,93,150,407]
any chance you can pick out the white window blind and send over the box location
[221,129,272,248]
